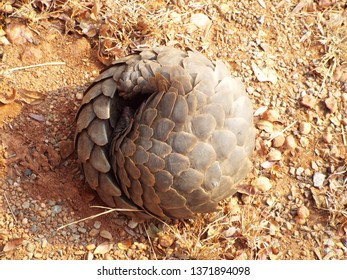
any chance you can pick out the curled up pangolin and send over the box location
[75,47,255,219]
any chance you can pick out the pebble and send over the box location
[300,94,317,109]
[299,122,311,135]
[296,167,304,176]
[89,229,99,237]
[26,242,35,253]
[325,97,338,113]
[313,172,325,187]
[34,252,42,259]
[297,205,310,219]
[299,137,309,147]
[75,92,84,100]
[93,221,101,229]
[322,133,333,143]
[38,210,47,217]
[86,244,96,251]
[284,135,297,149]
[51,205,62,214]
[78,227,87,233]
[22,201,30,209]
[159,235,175,248]
[30,225,38,233]
[127,220,139,229]
[100,230,113,240]
[41,239,48,249]
[267,149,281,161]
[262,109,280,122]
[272,135,285,147]
[253,176,272,192]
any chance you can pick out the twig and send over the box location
[2,62,66,76]
[269,120,297,141]
[56,206,142,230]
[342,124,346,146]
[3,192,17,222]
[143,224,157,260]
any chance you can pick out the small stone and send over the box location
[51,205,62,214]
[127,220,139,229]
[296,167,304,176]
[26,242,35,253]
[30,225,38,233]
[253,176,272,192]
[75,92,84,100]
[22,218,28,225]
[86,243,96,251]
[22,201,30,209]
[311,161,319,171]
[272,134,285,148]
[219,3,230,13]
[313,172,325,187]
[297,205,310,219]
[78,227,87,233]
[262,109,280,122]
[34,252,42,259]
[41,239,48,249]
[93,221,101,229]
[325,97,338,113]
[38,210,47,217]
[159,235,175,248]
[100,230,113,240]
[89,229,99,237]
[299,137,309,147]
[284,135,297,149]
[23,169,32,177]
[301,94,317,109]
[299,122,311,135]
[322,133,333,143]
[267,149,281,161]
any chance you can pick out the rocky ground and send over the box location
[0,0,347,260]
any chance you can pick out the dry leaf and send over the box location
[256,119,273,132]
[3,238,24,252]
[5,23,35,45]
[16,89,45,104]
[29,113,45,122]
[94,242,113,255]
[237,184,256,195]
[117,239,132,250]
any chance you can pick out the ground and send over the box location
[0,0,347,260]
